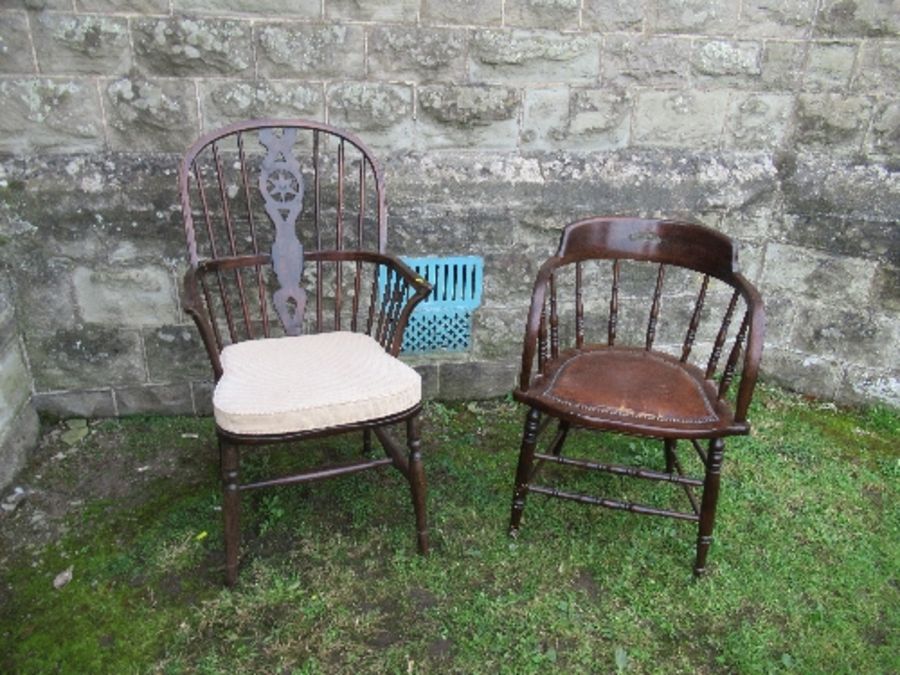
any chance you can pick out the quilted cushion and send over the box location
[213,332,421,435]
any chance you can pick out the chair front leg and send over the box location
[664,438,676,474]
[406,414,429,555]
[694,437,725,576]
[219,439,241,587]
[509,407,541,536]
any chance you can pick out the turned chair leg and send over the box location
[509,407,541,536]
[694,438,725,576]
[362,429,373,455]
[664,438,676,474]
[219,440,241,587]
[406,415,429,555]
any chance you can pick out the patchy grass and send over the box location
[0,385,897,673]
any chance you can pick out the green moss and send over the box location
[1,391,898,672]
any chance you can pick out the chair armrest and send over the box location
[182,266,224,381]
[311,250,433,356]
[732,274,766,424]
[518,259,558,391]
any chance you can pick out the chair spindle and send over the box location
[681,274,709,363]
[575,262,584,348]
[609,259,620,346]
[237,131,270,338]
[718,310,750,399]
[645,263,666,350]
[706,289,740,379]
[314,130,323,333]
[549,273,559,360]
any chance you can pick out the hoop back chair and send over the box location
[509,217,765,575]
[178,119,431,585]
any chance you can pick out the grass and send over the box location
[0,383,897,673]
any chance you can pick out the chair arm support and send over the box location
[733,274,766,424]
[518,259,558,391]
[182,267,224,381]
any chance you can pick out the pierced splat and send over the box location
[259,128,307,335]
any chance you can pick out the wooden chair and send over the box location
[178,119,431,585]
[508,217,765,575]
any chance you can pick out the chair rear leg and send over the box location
[509,407,541,536]
[219,439,241,587]
[406,414,429,555]
[362,429,373,455]
[694,438,725,576]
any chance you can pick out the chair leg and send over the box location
[664,438,676,473]
[362,429,372,455]
[509,407,541,536]
[694,438,725,577]
[406,414,429,555]
[219,440,241,587]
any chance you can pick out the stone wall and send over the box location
[0,276,39,489]
[0,0,897,418]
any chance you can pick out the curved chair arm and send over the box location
[309,250,433,356]
[182,266,225,381]
[732,274,766,424]
[518,258,560,391]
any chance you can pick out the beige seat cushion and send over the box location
[214,332,421,436]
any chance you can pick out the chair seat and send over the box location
[515,345,739,438]
[214,332,421,436]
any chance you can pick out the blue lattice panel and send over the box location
[382,256,484,353]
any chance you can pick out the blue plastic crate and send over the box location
[384,256,483,353]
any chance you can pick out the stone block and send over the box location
[0,12,36,73]
[28,325,145,390]
[5,258,77,334]
[521,87,631,151]
[256,23,364,79]
[633,90,730,149]
[815,0,900,37]
[759,296,800,349]
[73,265,179,327]
[852,41,900,92]
[133,16,253,77]
[480,251,540,308]
[471,307,526,360]
[872,264,899,312]
[104,76,199,152]
[417,84,519,150]
[422,0,501,25]
[867,99,900,156]
[583,0,643,31]
[76,0,169,11]
[793,93,871,155]
[143,324,211,382]
[32,389,116,418]
[367,27,466,82]
[32,13,130,75]
[760,349,843,401]
[174,0,320,15]
[690,39,763,87]
[792,304,899,367]
[840,365,900,407]
[737,0,818,37]
[2,0,69,9]
[0,79,104,153]
[0,339,31,430]
[438,359,517,400]
[724,93,793,150]
[200,80,324,130]
[775,213,898,265]
[326,82,413,151]
[505,0,580,30]
[760,243,875,306]
[600,35,692,87]
[469,29,599,85]
[402,361,439,399]
[0,403,39,491]
[803,41,858,92]
[191,380,214,415]
[327,0,418,21]
[760,40,807,91]
[649,0,740,34]
[114,383,195,415]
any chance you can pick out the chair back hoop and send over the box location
[178,119,402,346]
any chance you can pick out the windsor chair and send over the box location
[178,119,431,585]
[508,217,765,575]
